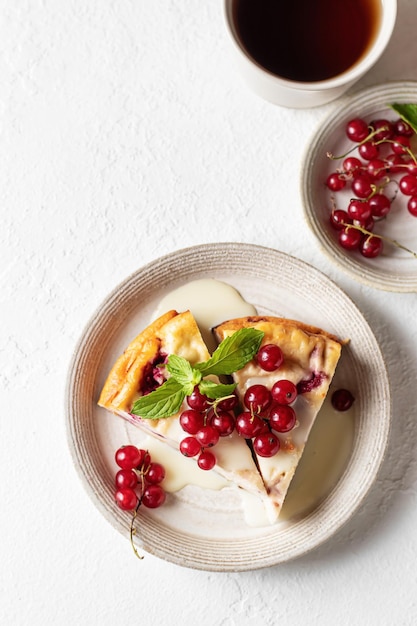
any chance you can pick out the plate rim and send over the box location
[65,242,391,571]
[301,80,417,293]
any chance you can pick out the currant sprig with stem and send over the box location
[380,138,417,166]
[326,111,417,257]
[327,121,417,167]
[341,221,417,259]
[209,393,237,416]
[326,124,392,160]
[178,388,238,469]
[114,445,166,560]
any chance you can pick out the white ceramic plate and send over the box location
[301,81,417,292]
[66,243,390,571]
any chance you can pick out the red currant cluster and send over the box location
[179,388,238,471]
[235,344,298,458]
[326,115,417,258]
[236,377,298,458]
[114,445,166,511]
[179,343,300,464]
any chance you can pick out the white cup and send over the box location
[224,0,397,109]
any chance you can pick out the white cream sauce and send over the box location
[142,436,229,492]
[152,278,257,352]
[281,397,354,521]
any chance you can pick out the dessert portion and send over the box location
[213,316,343,518]
[98,309,268,503]
[99,309,344,523]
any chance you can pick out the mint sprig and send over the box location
[166,354,201,393]
[131,377,186,419]
[195,328,264,376]
[388,103,417,135]
[131,327,264,420]
[198,379,237,399]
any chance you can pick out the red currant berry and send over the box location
[326,172,346,191]
[385,153,406,174]
[197,450,216,471]
[331,388,355,411]
[368,193,391,218]
[360,235,383,258]
[244,384,272,413]
[367,159,386,180]
[405,159,417,176]
[179,436,201,457]
[399,174,417,196]
[342,156,362,174]
[253,432,280,458]
[145,462,166,485]
[407,196,417,217]
[209,410,235,436]
[392,135,411,155]
[269,404,296,433]
[196,425,220,448]
[115,488,139,511]
[115,469,138,490]
[358,141,379,161]
[346,117,369,142]
[370,118,393,141]
[353,215,375,231]
[330,209,351,230]
[187,387,210,411]
[115,445,145,470]
[271,379,297,405]
[179,409,205,435]
[256,344,284,371]
[338,226,363,250]
[351,172,373,198]
[394,118,413,137]
[347,199,371,222]
[216,394,238,411]
[142,484,166,508]
[235,412,265,438]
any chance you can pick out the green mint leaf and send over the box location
[167,354,201,393]
[131,378,186,419]
[196,328,264,376]
[388,103,417,134]
[198,379,236,400]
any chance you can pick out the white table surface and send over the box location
[2,1,417,624]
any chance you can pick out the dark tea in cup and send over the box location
[231,0,382,83]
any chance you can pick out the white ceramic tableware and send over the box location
[301,81,417,292]
[66,243,390,571]
[223,0,397,108]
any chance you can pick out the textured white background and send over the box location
[2,1,417,624]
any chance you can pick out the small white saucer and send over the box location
[301,81,417,292]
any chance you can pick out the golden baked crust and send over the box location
[98,310,178,412]
[213,315,343,404]
[213,315,342,342]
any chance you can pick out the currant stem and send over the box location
[210,394,235,415]
[129,499,144,561]
[327,125,391,160]
[381,139,417,164]
[129,465,147,561]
